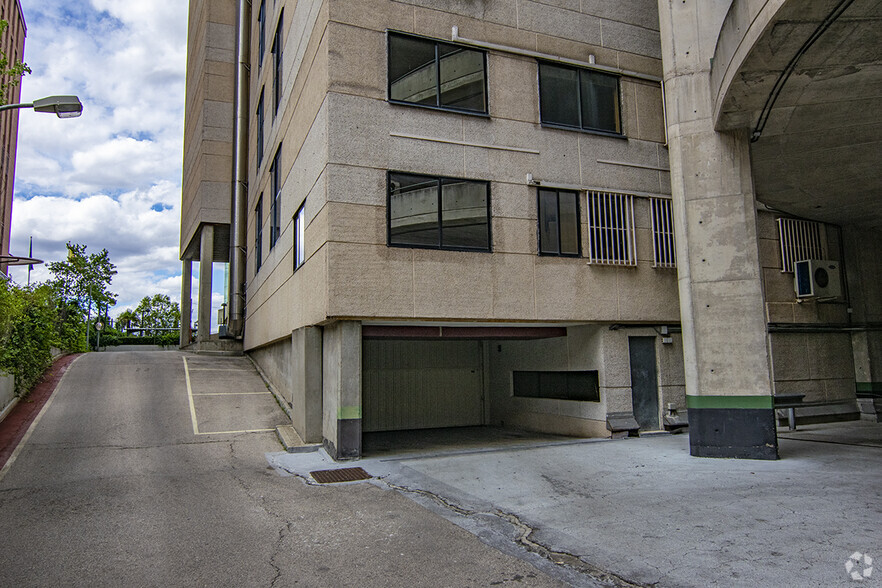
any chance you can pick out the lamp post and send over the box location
[0,95,83,118]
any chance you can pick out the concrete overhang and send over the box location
[712,0,882,228]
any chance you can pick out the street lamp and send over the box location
[0,96,83,274]
[0,95,83,118]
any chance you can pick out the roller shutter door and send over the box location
[363,339,483,432]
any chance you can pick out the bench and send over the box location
[773,394,860,431]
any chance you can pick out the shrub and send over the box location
[0,281,59,395]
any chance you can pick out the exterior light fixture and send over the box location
[0,95,83,118]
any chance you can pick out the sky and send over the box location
[6,0,220,321]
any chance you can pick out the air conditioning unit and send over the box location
[794,259,841,299]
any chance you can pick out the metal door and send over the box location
[628,337,660,431]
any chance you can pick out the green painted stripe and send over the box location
[686,395,773,410]
[856,382,882,393]
[337,406,362,420]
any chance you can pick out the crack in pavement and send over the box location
[375,477,648,588]
[271,461,648,586]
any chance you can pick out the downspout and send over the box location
[228,0,251,338]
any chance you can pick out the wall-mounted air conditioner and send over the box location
[794,259,841,299]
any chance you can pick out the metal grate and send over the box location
[586,191,636,266]
[650,197,676,268]
[310,467,372,484]
[777,218,826,273]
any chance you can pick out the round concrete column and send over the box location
[658,0,777,459]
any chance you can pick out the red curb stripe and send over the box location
[0,353,82,471]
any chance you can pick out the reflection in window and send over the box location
[388,172,490,251]
[389,33,487,114]
[539,62,621,134]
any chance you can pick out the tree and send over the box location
[0,19,30,105]
[116,309,139,334]
[133,294,181,333]
[47,242,118,330]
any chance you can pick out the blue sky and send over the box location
[7,0,198,318]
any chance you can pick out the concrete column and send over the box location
[322,321,362,460]
[658,0,777,459]
[180,259,193,347]
[291,326,323,443]
[198,225,214,343]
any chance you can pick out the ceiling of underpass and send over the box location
[716,0,882,229]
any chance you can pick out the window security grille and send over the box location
[586,191,636,266]
[650,198,676,268]
[777,218,826,273]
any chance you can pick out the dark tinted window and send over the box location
[538,189,580,256]
[539,62,621,134]
[389,172,490,251]
[389,33,487,114]
[513,371,600,402]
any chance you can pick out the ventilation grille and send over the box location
[650,198,676,268]
[777,218,826,273]
[587,191,636,266]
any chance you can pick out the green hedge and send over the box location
[0,281,75,396]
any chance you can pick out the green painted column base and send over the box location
[687,396,778,460]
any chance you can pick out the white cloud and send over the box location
[6,1,218,327]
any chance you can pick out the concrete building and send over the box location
[182,0,882,460]
[0,0,26,275]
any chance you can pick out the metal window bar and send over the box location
[587,191,636,266]
[650,198,676,268]
[777,218,826,273]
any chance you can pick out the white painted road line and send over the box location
[183,356,200,435]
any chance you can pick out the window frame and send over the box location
[537,60,624,137]
[386,31,490,117]
[257,0,265,69]
[269,146,282,249]
[254,195,263,273]
[272,12,283,116]
[293,202,305,271]
[777,217,827,273]
[586,190,637,266]
[386,171,492,253]
[537,188,582,258]
[256,89,264,166]
[650,197,677,269]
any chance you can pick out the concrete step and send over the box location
[276,425,321,454]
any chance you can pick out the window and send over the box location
[388,172,490,251]
[270,146,282,249]
[272,15,283,115]
[255,195,263,273]
[586,191,636,266]
[778,217,827,273]
[388,32,487,114]
[539,62,621,135]
[538,189,580,256]
[294,203,305,270]
[650,198,676,268]
[257,0,265,68]
[256,89,264,165]
[513,371,600,402]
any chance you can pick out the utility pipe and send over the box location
[228,0,251,338]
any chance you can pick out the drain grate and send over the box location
[310,467,372,484]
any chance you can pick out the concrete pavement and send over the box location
[0,351,569,587]
[273,421,882,587]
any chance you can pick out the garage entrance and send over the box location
[362,339,484,432]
